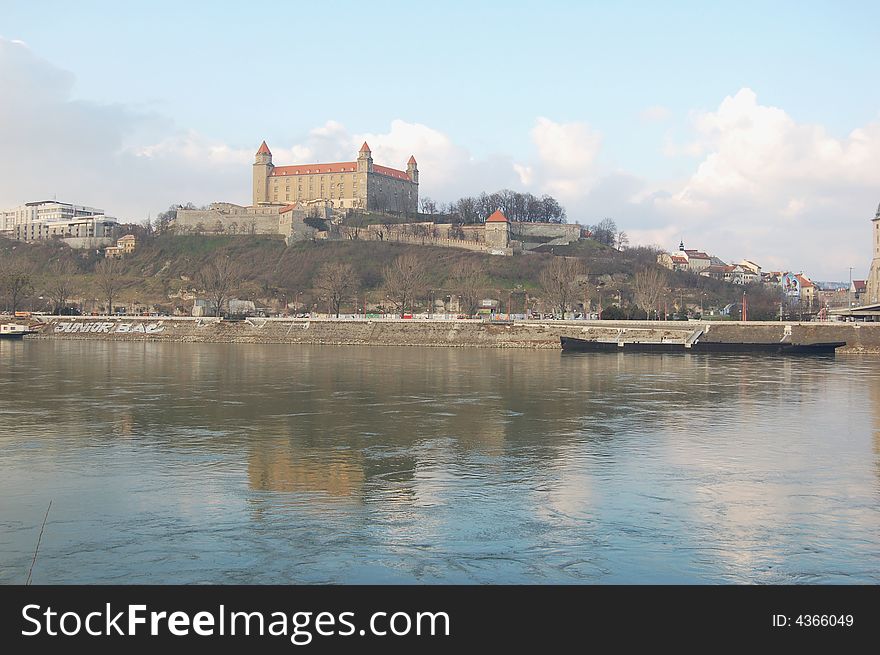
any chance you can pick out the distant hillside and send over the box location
[0,233,778,317]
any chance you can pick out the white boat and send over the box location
[0,324,30,340]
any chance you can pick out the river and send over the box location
[1,341,878,583]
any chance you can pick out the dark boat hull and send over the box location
[560,336,845,354]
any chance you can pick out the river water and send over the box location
[1,341,878,584]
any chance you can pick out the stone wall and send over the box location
[174,204,281,235]
[21,317,880,353]
[512,222,581,241]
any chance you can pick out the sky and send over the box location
[1,0,879,279]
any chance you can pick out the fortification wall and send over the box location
[174,208,281,235]
[18,317,880,352]
[511,223,581,242]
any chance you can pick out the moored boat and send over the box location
[560,336,845,354]
[0,324,32,340]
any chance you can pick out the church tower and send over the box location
[357,142,373,173]
[866,203,880,305]
[253,141,273,206]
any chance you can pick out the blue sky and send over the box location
[2,0,880,278]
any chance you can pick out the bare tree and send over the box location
[383,253,428,317]
[313,262,360,318]
[590,218,617,247]
[539,257,584,319]
[615,230,629,251]
[631,267,667,318]
[95,258,122,315]
[450,259,485,317]
[420,197,438,215]
[46,260,78,315]
[197,256,243,317]
[0,257,34,314]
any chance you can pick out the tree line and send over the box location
[421,190,567,224]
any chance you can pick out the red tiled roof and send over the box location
[256,141,271,155]
[359,141,371,153]
[795,274,814,288]
[407,155,417,165]
[372,164,410,180]
[684,249,710,259]
[271,162,359,176]
[486,210,509,223]
[270,161,411,181]
[853,279,867,290]
[671,255,688,263]
[279,203,304,213]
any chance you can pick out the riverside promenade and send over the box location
[12,315,880,353]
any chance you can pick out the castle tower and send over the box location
[407,155,419,184]
[357,142,373,173]
[485,210,510,250]
[253,141,274,206]
[866,203,880,305]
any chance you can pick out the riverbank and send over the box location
[8,315,880,352]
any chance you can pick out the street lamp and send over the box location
[849,266,854,306]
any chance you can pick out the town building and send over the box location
[682,248,712,272]
[104,234,137,258]
[699,264,759,285]
[781,272,817,306]
[738,259,762,276]
[657,241,715,272]
[851,279,867,303]
[12,215,118,246]
[1,200,105,234]
[253,141,419,214]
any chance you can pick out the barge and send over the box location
[561,335,845,354]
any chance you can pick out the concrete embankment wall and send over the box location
[15,317,880,352]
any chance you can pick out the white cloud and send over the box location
[654,88,880,277]
[514,117,603,202]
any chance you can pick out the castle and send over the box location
[253,141,419,213]
[171,140,582,255]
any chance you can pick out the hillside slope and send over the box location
[1,234,774,316]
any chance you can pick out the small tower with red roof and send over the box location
[253,141,274,205]
[485,210,510,250]
[357,142,373,174]
[406,155,419,184]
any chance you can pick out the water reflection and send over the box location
[0,341,878,583]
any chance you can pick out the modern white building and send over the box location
[12,215,118,242]
[1,200,105,234]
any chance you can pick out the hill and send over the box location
[0,233,779,317]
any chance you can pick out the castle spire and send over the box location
[357,141,373,173]
[256,141,271,156]
[406,155,419,183]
